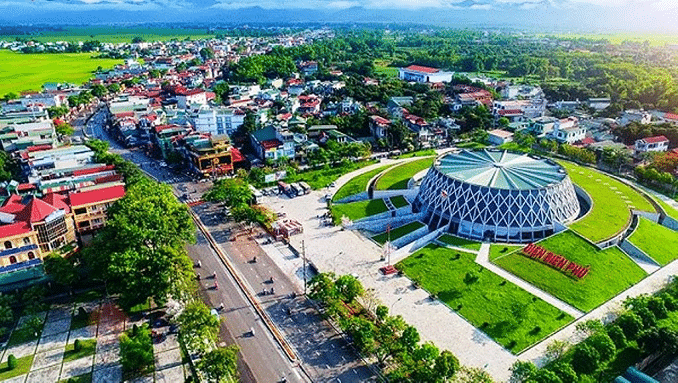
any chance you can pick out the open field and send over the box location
[437,234,482,252]
[2,26,214,44]
[331,199,388,224]
[372,221,424,245]
[492,230,647,312]
[0,50,121,96]
[628,217,678,266]
[559,161,655,243]
[375,157,434,190]
[650,194,678,221]
[332,164,393,202]
[544,32,678,46]
[284,160,376,190]
[374,60,398,77]
[397,244,573,352]
[489,244,525,261]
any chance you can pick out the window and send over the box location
[3,241,11,250]
[9,256,16,264]
[79,221,90,228]
[23,237,31,245]
[27,252,35,260]
[74,208,87,215]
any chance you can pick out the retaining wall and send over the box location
[663,216,678,231]
[334,191,370,204]
[372,188,419,201]
[391,227,447,261]
[391,224,430,249]
[619,239,659,267]
[348,212,426,232]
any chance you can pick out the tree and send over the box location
[586,333,616,361]
[570,344,599,375]
[606,325,627,348]
[545,340,569,361]
[107,83,121,94]
[616,312,643,340]
[0,151,18,182]
[55,123,75,136]
[90,84,107,98]
[7,354,16,370]
[198,346,239,382]
[213,81,230,105]
[132,36,144,43]
[199,47,215,60]
[120,324,154,376]
[528,369,562,383]
[434,350,460,381]
[548,362,577,383]
[498,117,510,128]
[177,301,220,354]
[510,361,537,383]
[376,305,389,322]
[307,272,337,303]
[335,274,364,302]
[575,319,603,337]
[204,178,253,208]
[44,254,78,287]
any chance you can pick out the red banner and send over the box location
[522,243,590,279]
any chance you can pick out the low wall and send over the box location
[633,210,660,223]
[391,227,447,261]
[620,239,659,267]
[663,216,678,231]
[372,188,419,201]
[334,191,369,204]
[391,224,430,249]
[348,212,426,232]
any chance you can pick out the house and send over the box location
[398,65,454,83]
[634,135,669,156]
[69,184,126,235]
[493,99,546,119]
[620,110,652,126]
[387,97,414,117]
[501,85,543,100]
[177,134,237,177]
[250,125,296,161]
[369,116,391,140]
[588,98,611,111]
[0,121,57,152]
[528,116,558,137]
[453,90,493,111]
[192,106,245,136]
[176,88,207,110]
[487,129,514,146]
[549,118,587,144]
[299,61,318,76]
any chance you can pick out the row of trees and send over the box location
[308,272,473,383]
[512,281,678,382]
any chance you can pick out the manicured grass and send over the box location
[628,217,678,266]
[559,161,655,243]
[437,234,482,251]
[651,194,678,221]
[332,164,393,202]
[0,50,121,96]
[331,199,388,224]
[493,231,647,312]
[374,60,398,77]
[58,372,92,383]
[497,142,531,153]
[285,160,377,190]
[0,354,33,381]
[456,141,488,149]
[390,195,409,208]
[375,157,434,190]
[63,339,97,363]
[8,320,43,347]
[395,149,437,159]
[489,244,524,261]
[397,244,573,352]
[372,222,425,245]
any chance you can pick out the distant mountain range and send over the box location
[1,3,677,33]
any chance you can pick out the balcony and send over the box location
[0,258,42,275]
[0,244,38,258]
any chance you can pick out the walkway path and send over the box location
[475,244,584,318]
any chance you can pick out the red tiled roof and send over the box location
[404,65,439,74]
[0,195,25,215]
[42,193,70,214]
[580,137,596,145]
[642,135,669,144]
[27,144,54,153]
[16,197,58,223]
[95,174,123,184]
[114,111,135,118]
[665,113,678,121]
[17,183,36,191]
[69,185,125,207]
[72,165,115,177]
[231,147,245,163]
[498,109,523,116]
[0,222,31,237]
[178,88,205,97]
[261,139,283,150]
[370,116,391,125]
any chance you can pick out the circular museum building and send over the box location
[413,149,581,243]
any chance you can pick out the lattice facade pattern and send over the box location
[414,153,580,243]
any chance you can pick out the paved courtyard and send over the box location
[0,300,190,383]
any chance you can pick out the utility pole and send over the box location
[302,239,307,295]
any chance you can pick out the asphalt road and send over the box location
[88,107,376,383]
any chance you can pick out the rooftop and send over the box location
[436,150,567,191]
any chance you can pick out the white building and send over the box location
[176,89,207,110]
[620,110,652,126]
[634,136,669,156]
[20,93,67,108]
[487,129,514,145]
[501,85,543,100]
[398,65,454,83]
[493,99,546,119]
[192,107,245,136]
[550,118,586,144]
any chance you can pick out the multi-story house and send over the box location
[69,184,126,235]
[635,136,669,156]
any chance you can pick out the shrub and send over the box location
[548,362,577,383]
[74,339,82,352]
[607,325,627,348]
[647,297,668,319]
[7,354,16,370]
[464,271,479,284]
[586,333,616,361]
[635,307,657,328]
[661,293,678,311]
[616,312,643,340]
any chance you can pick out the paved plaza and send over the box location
[0,300,190,383]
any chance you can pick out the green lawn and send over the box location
[0,354,33,381]
[437,234,482,251]
[332,164,393,202]
[374,60,399,78]
[8,320,43,347]
[331,199,388,224]
[559,161,655,243]
[375,157,434,190]
[489,244,524,261]
[0,50,121,96]
[395,149,437,159]
[390,195,409,209]
[397,244,573,352]
[284,160,376,190]
[456,141,488,150]
[628,217,678,266]
[63,339,97,363]
[372,222,425,245]
[493,231,647,312]
[651,194,678,221]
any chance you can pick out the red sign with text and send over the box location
[522,243,590,279]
